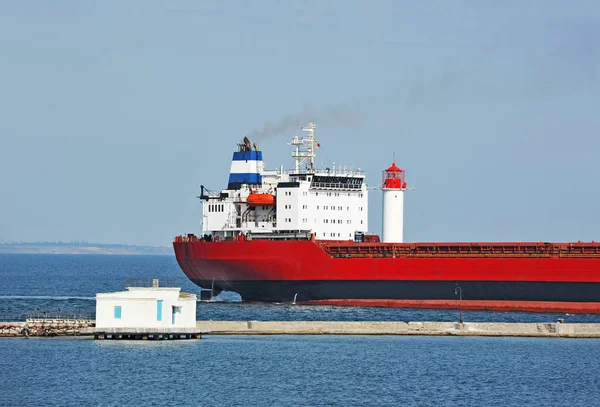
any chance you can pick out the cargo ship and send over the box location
[173,123,600,313]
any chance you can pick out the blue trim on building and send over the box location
[228,173,262,184]
[157,300,163,321]
[232,151,263,161]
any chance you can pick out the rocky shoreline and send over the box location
[0,320,95,337]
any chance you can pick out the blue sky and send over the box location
[1,1,598,246]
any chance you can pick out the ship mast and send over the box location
[290,122,317,173]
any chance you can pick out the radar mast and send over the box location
[289,122,318,173]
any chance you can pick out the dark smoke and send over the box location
[246,104,360,142]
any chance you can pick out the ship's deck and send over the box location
[318,241,600,258]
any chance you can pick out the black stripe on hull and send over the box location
[192,280,600,303]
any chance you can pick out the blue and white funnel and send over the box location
[227,137,264,189]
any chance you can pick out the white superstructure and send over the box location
[199,123,368,241]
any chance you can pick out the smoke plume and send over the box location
[246,104,360,142]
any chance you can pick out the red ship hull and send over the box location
[173,238,600,313]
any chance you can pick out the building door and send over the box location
[171,306,181,324]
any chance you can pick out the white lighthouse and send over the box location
[382,161,406,243]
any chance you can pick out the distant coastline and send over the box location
[0,241,171,256]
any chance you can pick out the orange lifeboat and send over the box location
[246,193,276,206]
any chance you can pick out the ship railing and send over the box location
[281,169,365,177]
[247,231,313,241]
[322,242,600,258]
[174,234,203,243]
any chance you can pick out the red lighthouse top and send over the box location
[382,161,406,189]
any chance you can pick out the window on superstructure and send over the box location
[361,220,363,224]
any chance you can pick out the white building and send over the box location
[95,280,196,329]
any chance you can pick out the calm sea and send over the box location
[1,254,600,406]
[1,253,600,323]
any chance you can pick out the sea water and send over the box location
[1,254,600,406]
[1,253,600,323]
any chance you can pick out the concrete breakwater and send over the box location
[196,321,600,338]
[0,320,95,337]
[3,320,600,338]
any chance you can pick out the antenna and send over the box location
[289,122,317,173]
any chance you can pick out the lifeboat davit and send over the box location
[246,193,276,206]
